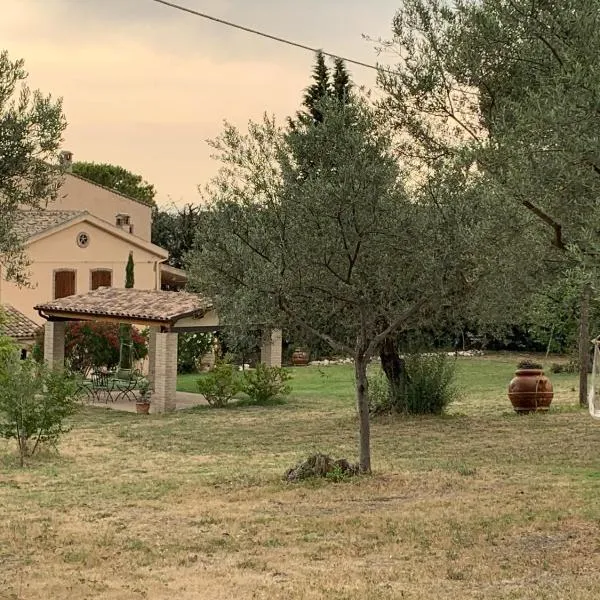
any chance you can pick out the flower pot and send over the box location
[117,368,133,381]
[292,349,309,366]
[136,401,151,415]
[508,369,554,413]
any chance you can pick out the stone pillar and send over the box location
[147,326,159,387]
[153,332,178,413]
[260,328,282,367]
[44,321,66,371]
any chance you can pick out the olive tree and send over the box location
[0,50,66,283]
[188,99,488,473]
[378,0,600,401]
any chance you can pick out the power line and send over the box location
[149,0,385,74]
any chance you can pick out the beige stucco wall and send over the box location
[51,174,152,241]
[0,221,163,324]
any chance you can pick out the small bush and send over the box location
[367,368,392,414]
[369,353,459,416]
[242,363,291,404]
[196,359,242,408]
[550,361,578,374]
[0,347,81,466]
[400,353,459,415]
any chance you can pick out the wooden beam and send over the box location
[42,311,168,328]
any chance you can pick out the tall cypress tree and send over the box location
[302,50,332,123]
[289,52,353,131]
[332,58,352,105]
[119,252,135,374]
[125,252,134,288]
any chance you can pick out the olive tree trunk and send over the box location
[579,284,592,407]
[354,353,371,474]
[379,335,407,408]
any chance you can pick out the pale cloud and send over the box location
[1,0,398,206]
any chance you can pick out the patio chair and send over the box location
[90,369,117,402]
[78,378,95,403]
[114,369,144,402]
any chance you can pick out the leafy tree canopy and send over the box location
[188,97,506,472]
[151,203,204,269]
[294,51,353,125]
[72,161,156,206]
[0,50,66,284]
[378,0,600,262]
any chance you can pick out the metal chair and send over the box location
[78,378,95,403]
[90,369,117,402]
[114,369,143,402]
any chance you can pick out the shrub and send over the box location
[0,332,15,366]
[178,332,212,373]
[0,347,81,466]
[550,360,578,374]
[369,353,459,415]
[400,353,459,415]
[242,363,291,404]
[367,368,392,414]
[196,358,242,408]
[33,322,148,374]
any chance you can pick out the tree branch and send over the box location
[367,296,430,358]
[521,199,566,250]
[278,295,353,355]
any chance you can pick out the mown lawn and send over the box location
[2,353,600,599]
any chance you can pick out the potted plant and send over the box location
[508,359,554,413]
[292,348,310,366]
[136,378,152,414]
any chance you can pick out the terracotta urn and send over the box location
[136,401,151,415]
[292,349,310,366]
[508,367,553,413]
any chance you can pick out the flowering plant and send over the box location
[34,322,148,374]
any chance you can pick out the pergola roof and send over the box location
[35,288,213,327]
[1,305,40,340]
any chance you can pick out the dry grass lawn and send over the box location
[2,353,600,599]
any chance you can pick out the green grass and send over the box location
[177,364,357,408]
[1,352,597,600]
[178,352,578,413]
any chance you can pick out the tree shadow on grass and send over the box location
[182,396,288,414]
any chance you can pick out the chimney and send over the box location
[59,150,73,172]
[115,213,133,234]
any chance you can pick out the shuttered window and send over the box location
[91,269,112,290]
[54,270,76,299]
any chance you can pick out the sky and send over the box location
[2,0,400,207]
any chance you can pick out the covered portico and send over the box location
[34,288,282,413]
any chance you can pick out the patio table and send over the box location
[89,369,118,402]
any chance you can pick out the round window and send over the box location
[77,232,90,248]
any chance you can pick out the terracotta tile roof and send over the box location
[13,210,86,240]
[1,305,40,340]
[35,287,213,324]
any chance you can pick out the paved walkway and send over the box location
[86,391,207,413]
